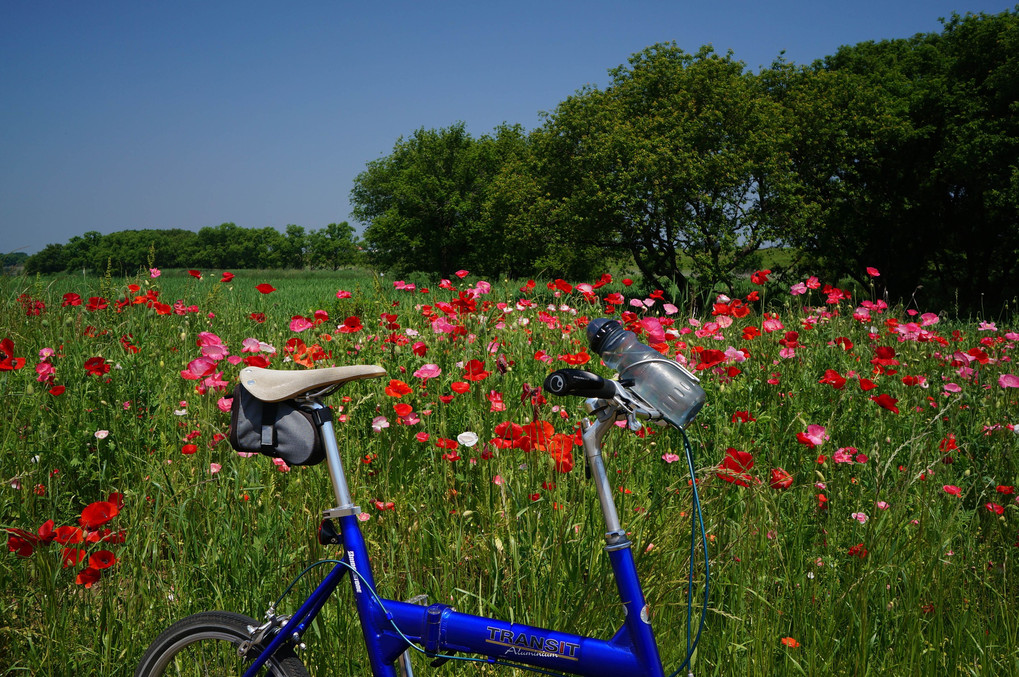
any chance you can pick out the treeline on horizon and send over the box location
[22,222,362,275]
[16,9,1019,313]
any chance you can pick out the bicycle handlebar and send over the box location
[543,368,618,400]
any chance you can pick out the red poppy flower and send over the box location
[76,566,102,587]
[255,283,276,294]
[462,359,491,381]
[62,547,86,568]
[7,534,34,557]
[338,316,363,333]
[717,447,756,487]
[62,292,83,307]
[494,421,524,440]
[986,503,1005,515]
[943,485,961,496]
[731,411,756,423]
[871,393,899,414]
[220,271,235,283]
[781,637,800,648]
[548,434,575,473]
[871,346,899,366]
[83,357,109,376]
[1,338,26,371]
[819,369,847,390]
[80,501,119,529]
[88,549,117,570]
[750,269,771,285]
[769,468,793,490]
[384,379,413,397]
[833,337,854,351]
[446,381,469,395]
[547,279,572,293]
[847,543,868,559]
[86,297,108,311]
[243,355,271,368]
[559,351,590,365]
[249,312,266,323]
[858,377,877,391]
[37,519,56,543]
[49,526,79,546]
[518,421,554,453]
[696,349,726,371]
[393,403,413,417]
[181,444,198,455]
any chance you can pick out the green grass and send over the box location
[1,267,1017,675]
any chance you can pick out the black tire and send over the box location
[135,610,309,677]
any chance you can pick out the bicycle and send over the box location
[135,319,711,677]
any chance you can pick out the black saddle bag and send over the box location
[228,383,330,466]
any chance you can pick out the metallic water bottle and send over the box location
[587,318,706,429]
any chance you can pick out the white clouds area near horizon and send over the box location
[2,1,1015,256]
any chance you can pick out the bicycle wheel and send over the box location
[134,610,309,677]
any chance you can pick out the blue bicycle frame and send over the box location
[243,397,669,677]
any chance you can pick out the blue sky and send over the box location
[2,1,1015,255]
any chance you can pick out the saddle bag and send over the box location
[228,383,330,466]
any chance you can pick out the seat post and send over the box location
[308,401,358,515]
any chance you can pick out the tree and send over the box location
[759,59,912,292]
[525,44,808,299]
[281,225,308,269]
[351,122,528,276]
[24,244,67,274]
[308,222,360,270]
[814,9,1019,310]
[192,223,266,268]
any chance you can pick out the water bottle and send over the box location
[587,318,706,429]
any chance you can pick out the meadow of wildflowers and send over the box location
[2,266,1017,675]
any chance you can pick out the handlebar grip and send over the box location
[543,369,618,399]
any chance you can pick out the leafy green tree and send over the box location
[281,225,308,269]
[24,244,67,274]
[524,44,808,298]
[191,223,266,268]
[759,60,912,290]
[63,231,104,273]
[814,9,1019,310]
[307,222,360,270]
[351,122,528,276]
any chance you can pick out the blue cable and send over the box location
[668,428,710,677]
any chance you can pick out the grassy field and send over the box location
[2,267,1017,676]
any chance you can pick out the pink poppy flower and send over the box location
[999,374,1019,389]
[797,425,829,449]
[413,363,441,380]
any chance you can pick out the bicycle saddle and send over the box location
[239,365,387,402]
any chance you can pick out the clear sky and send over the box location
[2,0,1015,255]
